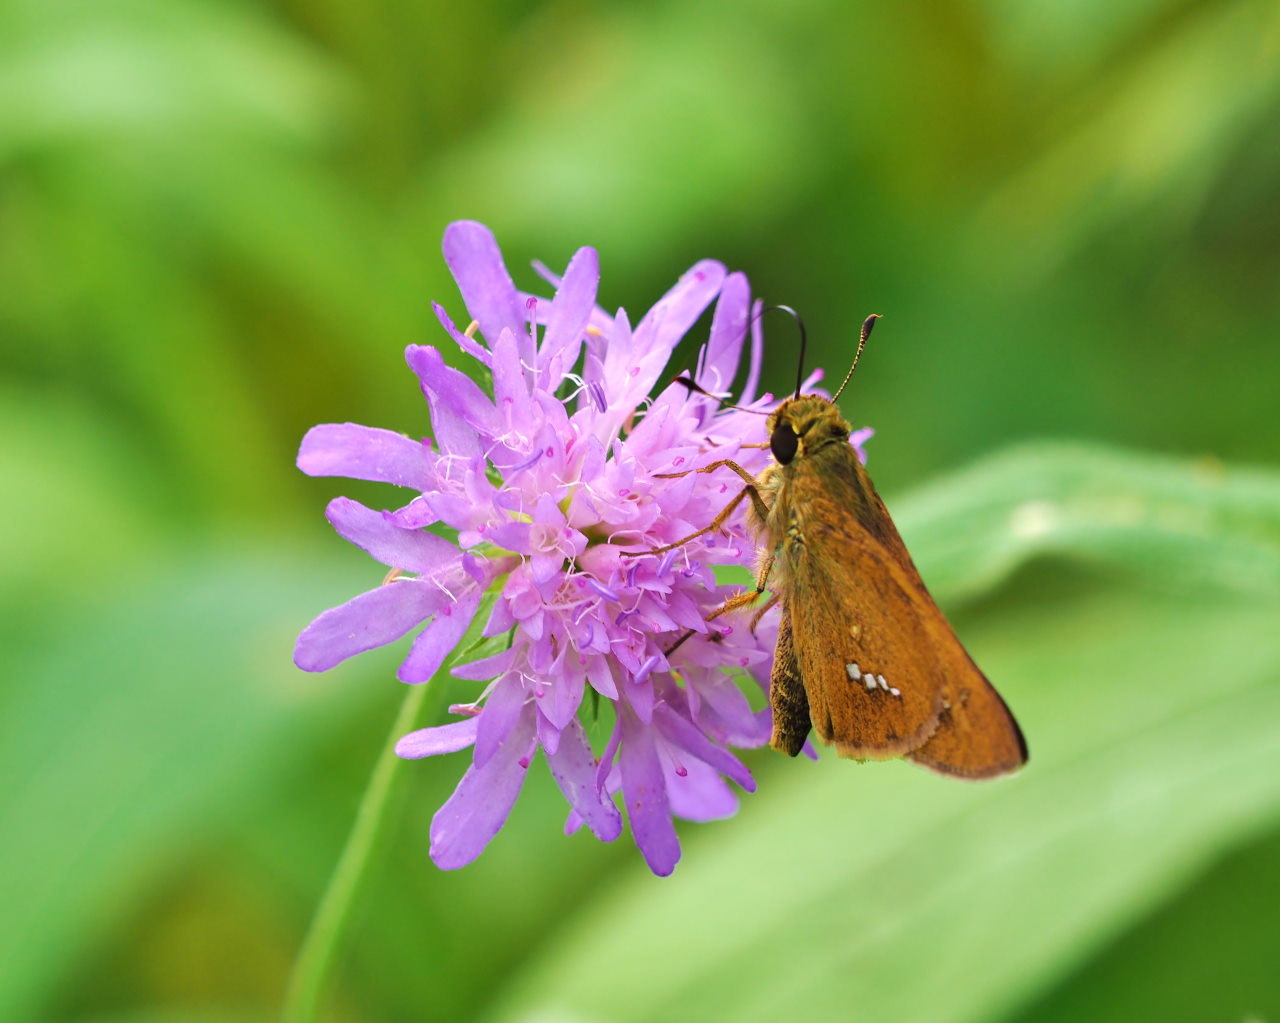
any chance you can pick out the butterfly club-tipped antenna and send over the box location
[830,313,881,403]
[672,375,770,415]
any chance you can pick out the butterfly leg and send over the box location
[625,462,770,558]
[624,484,764,557]
[662,548,776,657]
[655,457,762,489]
[705,546,776,622]
[749,592,781,632]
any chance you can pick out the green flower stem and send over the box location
[282,678,447,1023]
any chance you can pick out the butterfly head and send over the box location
[767,395,851,465]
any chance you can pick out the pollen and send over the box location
[848,622,862,640]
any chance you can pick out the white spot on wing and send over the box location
[846,662,861,681]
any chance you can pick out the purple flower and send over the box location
[295,221,869,875]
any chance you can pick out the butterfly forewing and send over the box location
[765,399,1026,776]
[906,652,1027,778]
[774,442,943,757]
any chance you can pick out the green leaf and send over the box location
[893,441,1280,601]
[0,549,385,1023]
[1010,824,1280,1022]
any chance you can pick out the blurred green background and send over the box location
[3,0,1279,1021]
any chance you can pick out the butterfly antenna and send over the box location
[754,305,808,399]
[831,314,881,403]
[672,375,770,415]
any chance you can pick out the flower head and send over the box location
[296,221,865,874]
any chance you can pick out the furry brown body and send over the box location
[756,395,1026,778]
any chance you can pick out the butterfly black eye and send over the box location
[770,422,798,464]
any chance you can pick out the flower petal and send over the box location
[634,259,726,355]
[404,345,500,439]
[619,707,680,876]
[396,590,482,683]
[537,705,562,756]
[544,656,585,731]
[295,581,444,671]
[383,495,439,529]
[547,719,622,842]
[474,673,529,768]
[850,426,874,465]
[740,297,765,405]
[688,670,768,747]
[451,648,516,681]
[404,350,481,459]
[538,245,600,389]
[395,717,479,759]
[614,259,726,406]
[488,521,532,553]
[298,424,434,489]
[700,271,751,395]
[530,552,563,587]
[664,757,739,822]
[490,327,535,428]
[596,715,622,794]
[585,655,619,699]
[325,497,460,575]
[653,703,755,791]
[429,705,537,870]
[627,672,655,723]
[483,597,516,638]
[442,221,527,357]
[432,300,492,366]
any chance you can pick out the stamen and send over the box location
[633,654,660,685]
[587,578,621,602]
[506,447,546,473]
[589,381,608,412]
[666,742,689,778]
[526,297,539,351]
